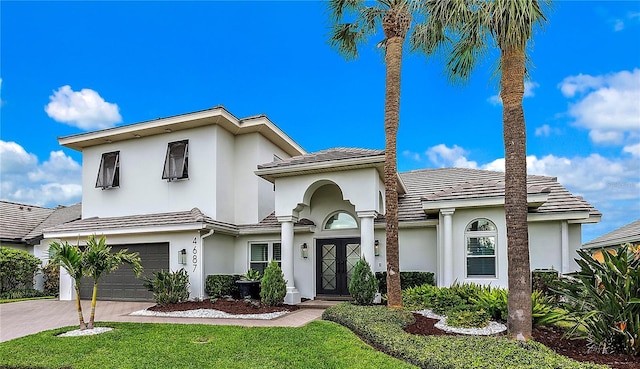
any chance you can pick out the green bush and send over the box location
[349,258,377,305]
[0,246,41,293]
[376,271,435,294]
[552,244,640,356]
[471,287,508,321]
[42,261,60,296]
[205,274,241,298]
[447,308,490,328]
[143,269,190,305]
[402,283,439,310]
[532,269,561,299]
[0,288,48,300]
[322,302,605,369]
[260,261,287,306]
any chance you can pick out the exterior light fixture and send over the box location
[374,240,380,256]
[301,243,309,258]
[178,249,187,265]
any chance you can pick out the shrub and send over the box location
[0,246,41,293]
[431,287,465,315]
[205,274,240,298]
[143,269,190,305]
[448,281,488,303]
[471,287,508,321]
[402,284,439,310]
[349,258,377,305]
[260,261,287,306]
[322,302,605,369]
[553,244,640,356]
[376,271,435,294]
[447,308,491,328]
[42,261,60,296]
[0,288,48,300]
[532,269,561,299]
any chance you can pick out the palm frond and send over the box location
[329,23,366,60]
[327,0,365,22]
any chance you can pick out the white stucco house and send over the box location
[44,106,601,304]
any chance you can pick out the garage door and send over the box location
[79,243,169,301]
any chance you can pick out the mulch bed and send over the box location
[147,298,299,315]
[406,313,639,369]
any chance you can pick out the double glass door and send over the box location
[316,238,361,296]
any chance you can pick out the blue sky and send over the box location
[1,1,638,242]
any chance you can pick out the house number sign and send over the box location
[192,237,198,272]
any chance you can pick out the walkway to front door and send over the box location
[316,238,361,297]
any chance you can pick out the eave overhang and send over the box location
[421,192,550,213]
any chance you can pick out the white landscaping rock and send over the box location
[414,309,507,336]
[58,327,114,337]
[130,308,288,320]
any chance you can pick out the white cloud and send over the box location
[534,124,561,137]
[402,150,422,162]
[623,142,640,158]
[614,19,625,31]
[45,85,122,130]
[559,69,640,145]
[426,144,479,169]
[0,140,82,207]
[487,81,539,105]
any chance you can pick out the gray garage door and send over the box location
[79,243,169,301]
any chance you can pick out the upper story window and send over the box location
[465,218,497,278]
[162,140,189,181]
[95,151,120,189]
[324,212,358,230]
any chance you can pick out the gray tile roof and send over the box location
[238,212,315,230]
[398,168,600,222]
[0,201,54,242]
[257,148,384,169]
[583,219,640,249]
[24,203,82,243]
[44,208,239,235]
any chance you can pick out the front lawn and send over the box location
[0,321,416,369]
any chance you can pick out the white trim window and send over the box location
[95,151,120,189]
[249,242,281,274]
[465,218,497,278]
[162,140,189,181]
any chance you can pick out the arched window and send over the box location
[324,212,358,230]
[465,218,497,278]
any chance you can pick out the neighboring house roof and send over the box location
[583,219,640,249]
[57,105,305,157]
[0,201,81,245]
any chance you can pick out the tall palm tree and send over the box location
[49,240,87,330]
[328,0,442,309]
[83,235,142,329]
[415,0,551,340]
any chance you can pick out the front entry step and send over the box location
[298,300,342,309]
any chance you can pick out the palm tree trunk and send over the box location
[500,45,532,340]
[88,282,98,329]
[384,35,404,309]
[74,284,87,330]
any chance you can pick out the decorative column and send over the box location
[358,211,377,267]
[560,220,569,275]
[441,208,455,287]
[278,215,301,305]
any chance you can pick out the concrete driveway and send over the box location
[0,299,326,342]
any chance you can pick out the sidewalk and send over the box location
[0,299,331,342]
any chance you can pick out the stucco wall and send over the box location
[203,233,236,276]
[82,125,218,218]
[529,221,562,271]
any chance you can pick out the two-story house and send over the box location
[44,106,601,303]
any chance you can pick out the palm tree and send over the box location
[49,240,86,330]
[83,235,142,329]
[415,0,551,340]
[328,0,443,309]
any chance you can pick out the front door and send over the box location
[316,238,361,296]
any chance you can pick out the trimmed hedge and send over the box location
[376,271,435,294]
[322,303,606,369]
[205,274,241,298]
[0,246,41,293]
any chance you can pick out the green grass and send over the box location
[0,296,56,304]
[0,321,417,369]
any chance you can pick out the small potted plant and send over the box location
[236,269,261,299]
